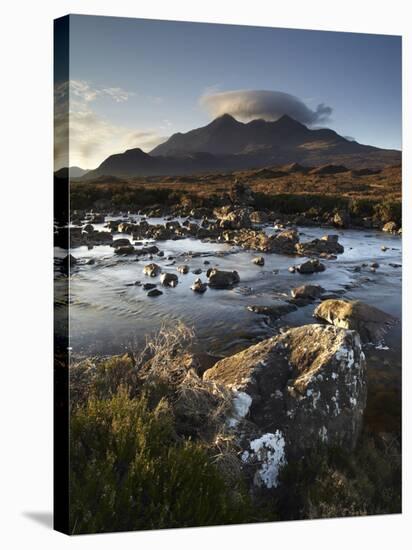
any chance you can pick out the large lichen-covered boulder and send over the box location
[314,299,397,344]
[204,324,367,487]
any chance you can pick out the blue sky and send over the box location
[57,14,401,169]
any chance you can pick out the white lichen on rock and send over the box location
[241,431,287,489]
[228,391,252,427]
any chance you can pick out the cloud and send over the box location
[200,89,332,126]
[54,80,165,169]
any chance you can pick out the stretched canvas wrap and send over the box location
[54,14,402,535]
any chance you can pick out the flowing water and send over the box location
[55,215,402,431]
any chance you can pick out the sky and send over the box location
[54,15,402,170]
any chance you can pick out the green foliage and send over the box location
[70,391,250,534]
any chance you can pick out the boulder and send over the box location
[177,265,189,274]
[296,259,325,274]
[160,272,178,287]
[204,324,367,486]
[291,284,324,300]
[83,223,94,233]
[295,235,344,256]
[314,299,397,344]
[207,269,240,288]
[143,263,161,277]
[217,207,252,230]
[382,221,398,233]
[191,278,207,293]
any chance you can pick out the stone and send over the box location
[247,302,297,318]
[177,264,189,274]
[143,263,161,277]
[112,238,131,248]
[333,211,350,228]
[382,221,398,233]
[114,245,135,255]
[252,256,265,266]
[250,211,269,224]
[207,269,240,288]
[143,283,157,290]
[295,236,344,256]
[296,259,326,274]
[147,288,163,297]
[191,278,207,293]
[314,299,397,344]
[291,284,324,300]
[204,324,367,477]
[160,272,178,287]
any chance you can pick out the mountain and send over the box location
[55,166,89,178]
[83,115,401,179]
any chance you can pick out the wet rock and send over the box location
[191,278,207,293]
[216,207,252,230]
[314,299,397,344]
[247,302,297,318]
[147,288,163,297]
[83,223,94,233]
[86,258,95,265]
[333,211,350,228]
[192,268,202,275]
[250,211,269,224]
[160,272,178,287]
[112,238,131,248]
[177,264,189,274]
[143,283,157,290]
[370,262,380,268]
[296,235,344,256]
[291,284,324,300]
[114,244,135,255]
[207,269,240,288]
[296,259,325,274]
[381,246,388,252]
[382,221,398,233]
[252,256,265,266]
[204,324,367,479]
[143,263,161,277]
[288,266,296,273]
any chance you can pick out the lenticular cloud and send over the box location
[200,89,332,125]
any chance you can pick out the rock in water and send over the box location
[291,284,324,300]
[191,278,207,293]
[177,265,189,274]
[204,324,367,486]
[147,288,163,297]
[296,258,325,274]
[313,299,397,344]
[143,263,161,277]
[295,235,344,256]
[160,272,178,287]
[252,256,265,266]
[207,269,240,288]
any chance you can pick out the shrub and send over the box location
[70,391,250,534]
[272,433,401,520]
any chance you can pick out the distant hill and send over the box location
[83,115,401,179]
[55,166,89,179]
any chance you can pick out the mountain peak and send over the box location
[209,113,240,126]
